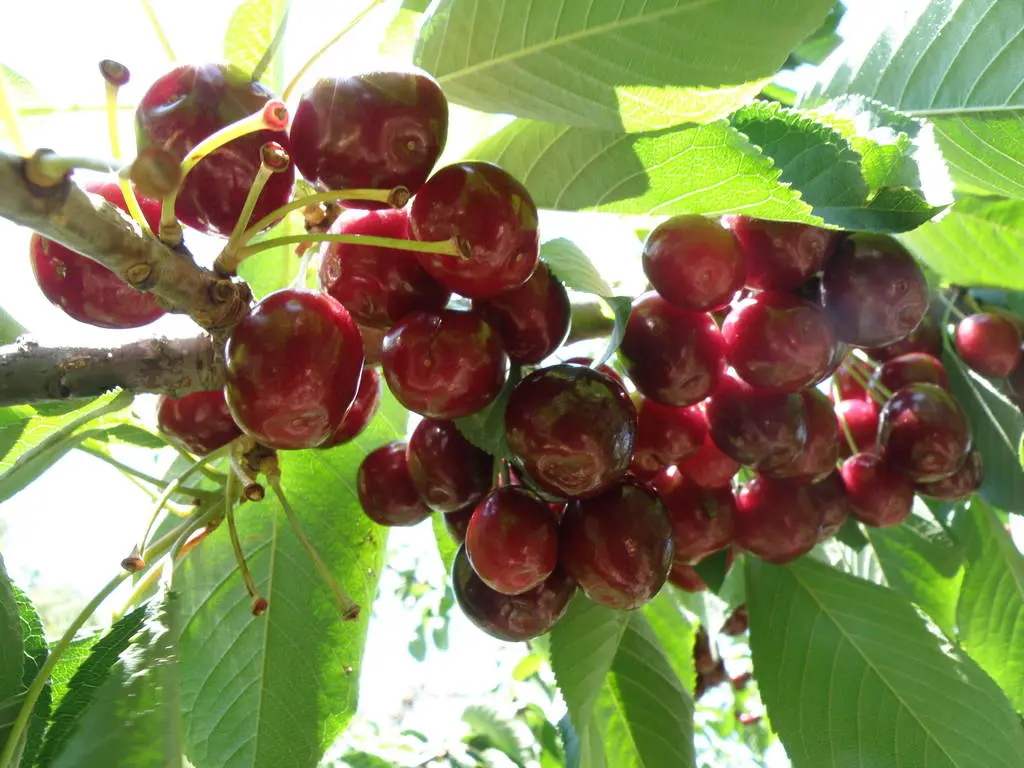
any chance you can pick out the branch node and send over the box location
[125,263,154,288]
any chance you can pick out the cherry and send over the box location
[835,397,880,457]
[955,312,1023,378]
[733,475,822,564]
[381,309,508,419]
[668,563,708,593]
[763,389,838,484]
[630,397,707,480]
[618,292,725,407]
[704,372,808,470]
[452,544,575,642]
[832,361,870,401]
[135,63,294,236]
[289,70,448,207]
[559,478,674,610]
[877,383,972,482]
[725,216,839,291]
[840,451,913,527]
[820,234,929,348]
[29,181,165,328]
[869,313,943,361]
[225,289,364,450]
[466,486,559,595]
[321,367,382,448]
[406,419,491,513]
[505,364,636,499]
[473,263,571,364]
[869,352,948,393]
[651,467,734,564]
[721,604,749,636]
[810,473,852,540]
[722,291,837,393]
[916,448,983,502]
[410,162,540,299]
[642,215,745,312]
[357,441,433,527]
[675,433,742,489]
[443,503,475,544]
[821,340,851,381]
[563,357,624,386]
[318,208,451,329]
[156,389,241,455]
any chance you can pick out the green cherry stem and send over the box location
[76,443,217,501]
[140,0,177,62]
[935,289,968,324]
[23,149,126,187]
[834,385,861,456]
[0,68,26,155]
[100,59,151,234]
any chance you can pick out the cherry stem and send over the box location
[834,386,860,456]
[229,451,266,502]
[935,290,968,323]
[221,162,277,265]
[0,69,26,155]
[840,358,889,406]
[103,74,151,234]
[235,232,462,267]
[225,471,264,604]
[23,149,125,187]
[77,443,216,501]
[140,0,177,62]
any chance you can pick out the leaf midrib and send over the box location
[250,511,279,768]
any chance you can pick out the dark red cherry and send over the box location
[452,544,575,641]
[705,372,808,470]
[725,216,840,291]
[560,478,674,610]
[821,234,929,348]
[406,419,491,513]
[642,215,745,312]
[319,208,450,329]
[820,340,851,382]
[473,263,571,364]
[835,397,880,457]
[443,503,475,543]
[321,367,382,448]
[135,63,294,236]
[618,292,725,407]
[722,291,837,393]
[668,563,708,593]
[955,312,1023,378]
[156,389,241,455]
[410,162,539,299]
[763,389,838,484]
[505,364,636,499]
[381,309,508,419]
[289,70,447,207]
[357,441,433,527]
[831,361,870,401]
[225,289,364,449]
[840,451,914,527]
[877,383,972,482]
[916,448,983,502]
[630,397,707,480]
[30,181,165,328]
[563,357,624,385]
[734,475,822,563]
[869,352,948,393]
[466,487,559,595]
[869,314,943,361]
[676,432,742,489]
[810,473,851,540]
[652,467,734,564]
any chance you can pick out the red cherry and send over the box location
[763,388,839,484]
[406,419,491,513]
[955,312,1023,378]
[563,357,624,385]
[734,475,822,563]
[381,309,508,419]
[225,289,364,449]
[835,397,880,457]
[652,467,734,564]
[630,397,707,480]
[675,433,742,489]
[869,314,943,361]
[877,383,972,482]
[725,216,839,291]
[668,563,708,593]
[831,361,870,401]
[410,162,540,299]
[916,448,983,502]
[321,367,382,448]
[156,390,241,455]
[357,441,433,527]
[811,472,852,540]
[840,451,914,527]
[869,352,948,393]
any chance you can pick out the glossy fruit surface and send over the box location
[821,234,929,347]
[955,312,1023,377]
[407,419,491,512]
[560,478,674,610]
[916,448,983,502]
[30,182,166,328]
[832,362,869,401]
[811,472,851,540]
[505,364,636,499]
[357,441,433,527]
[619,292,725,406]
[466,487,559,595]
[676,433,742,489]
[668,563,708,592]
[840,451,914,527]
[290,70,448,206]
[734,476,821,563]
[652,467,734,564]
[135,62,294,236]
[319,208,450,328]
[722,291,837,393]
[321,367,382,448]
[763,389,838,483]
[473,263,571,364]
[452,544,575,642]
[225,289,364,449]
[381,309,507,419]
[869,314,943,361]
[726,216,839,291]
[443,503,475,544]
[157,389,241,455]
[630,398,707,480]
[878,383,972,481]
[410,162,539,299]
[642,215,745,312]
[834,397,880,457]
[869,352,948,393]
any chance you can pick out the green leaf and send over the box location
[746,557,1024,768]
[239,210,304,298]
[10,584,49,767]
[432,513,459,575]
[786,3,844,67]
[223,0,289,83]
[339,752,395,768]
[641,590,697,695]
[462,705,526,767]
[48,635,100,712]
[454,364,521,456]
[539,239,613,296]
[175,391,406,768]
[0,307,25,345]
[0,556,21,711]
[415,0,835,131]
[692,549,732,594]
[594,297,631,368]
[957,501,1024,712]
[380,0,430,56]
[549,595,695,768]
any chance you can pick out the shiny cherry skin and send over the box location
[734,475,822,563]
[668,563,708,592]
[676,432,742,489]
[955,312,1023,378]
[357,441,433,527]
[869,314,943,361]
[473,263,571,364]
[156,390,241,455]
[443,503,475,544]
[321,367,382,448]
[878,383,972,482]
[30,181,165,328]
[381,309,508,419]
[630,397,707,480]
[821,234,929,348]
[319,208,450,329]
[722,291,837,393]
[763,388,839,484]
[652,467,734,564]
[563,357,624,385]
[916,448,983,502]
[725,216,840,291]
[835,397,880,458]
[811,472,852,540]
[466,487,559,595]
[225,289,364,449]
[290,70,448,207]
[406,419,491,513]
[452,544,575,642]
[135,63,294,237]
[410,162,539,299]
[832,362,869,401]
[559,478,674,610]
[840,451,914,527]
[618,292,725,407]
[869,352,948,393]
[642,215,745,312]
